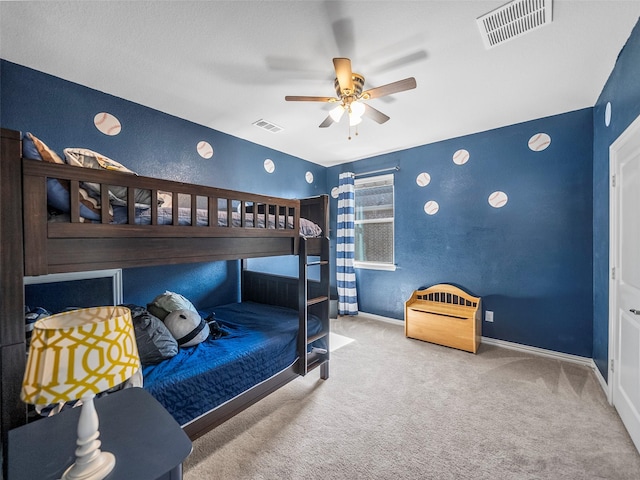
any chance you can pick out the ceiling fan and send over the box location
[285,58,417,138]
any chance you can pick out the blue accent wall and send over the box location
[25,278,114,314]
[246,255,321,280]
[123,262,240,309]
[0,61,327,197]
[592,19,640,379]
[1,59,326,310]
[3,15,640,362]
[329,109,594,357]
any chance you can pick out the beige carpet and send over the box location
[183,315,640,479]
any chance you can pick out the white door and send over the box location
[610,113,640,453]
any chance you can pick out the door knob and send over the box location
[630,309,640,315]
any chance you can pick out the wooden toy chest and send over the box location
[404,284,481,353]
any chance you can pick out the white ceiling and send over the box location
[1,1,639,167]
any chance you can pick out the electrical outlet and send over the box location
[485,310,494,322]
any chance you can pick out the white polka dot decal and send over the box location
[452,149,470,165]
[416,172,431,187]
[528,133,551,152]
[424,201,439,215]
[94,112,121,136]
[264,159,275,173]
[605,102,612,127]
[488,191,508,208]
[196,141,214,159]
[305,171,314,184]
[331,187,339,199]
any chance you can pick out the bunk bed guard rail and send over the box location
[22,158,302,275]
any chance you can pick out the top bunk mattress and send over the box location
[142,301,323,426]
[49,204,323,238]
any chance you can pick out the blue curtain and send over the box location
[337,172,358,315]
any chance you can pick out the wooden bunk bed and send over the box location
[0,128,330,472]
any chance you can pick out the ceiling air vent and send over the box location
[252,119,283,134]
[477,0,553,49]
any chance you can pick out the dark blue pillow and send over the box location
[22,132,102,220]
[22,132,42,160]
[46,179,101,220]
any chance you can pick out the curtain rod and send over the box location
[354,166,400,177]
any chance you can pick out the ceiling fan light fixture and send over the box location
[330,105,346,123]
[350,101,365,118]
[286,57,416,137]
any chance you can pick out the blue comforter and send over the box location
[142,301,322,426]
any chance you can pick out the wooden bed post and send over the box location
[0,129,28,476]
[298,236,331,377]
[298,238,309,375]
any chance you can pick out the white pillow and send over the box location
[147,290,198,320]
[63,148,153,207]
[158,192,172,208]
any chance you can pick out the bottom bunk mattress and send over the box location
[142,301,322,426]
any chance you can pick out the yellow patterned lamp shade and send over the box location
[21,306,140,405]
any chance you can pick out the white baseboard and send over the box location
[591,359,611,402]
[351,311,404,325]
[480,336,593,368]
[350,312,599,372]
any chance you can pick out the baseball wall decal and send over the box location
[424,201,439,215]
[331,187,339,199]
[305,171,314,184]
[452,149,470,165]
[416,172,431,187]
[196,141,214,159]
[528,133,551,151]
[488,191,508,208]
[264,158,275,173]
[94,112,121,136]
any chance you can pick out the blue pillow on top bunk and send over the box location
[22,132,65,164]
[22,133,104,221]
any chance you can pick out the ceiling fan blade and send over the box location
[285,96,336,102]
[362,77,417,100]
[319,115,334,128]
[266,56,328,77]
[363,104,390,124]
[333,57,354,94]
[370,51,428,74]
[332,18,355,58]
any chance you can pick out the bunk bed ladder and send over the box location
[298,236,330,379]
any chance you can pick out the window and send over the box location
[354,174,395,271]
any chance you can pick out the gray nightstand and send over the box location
[8,387,192,480]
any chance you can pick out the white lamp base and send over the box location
[62,395,116,480]
[62,452,115,480]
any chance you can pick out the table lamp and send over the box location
[21,306,140,480]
